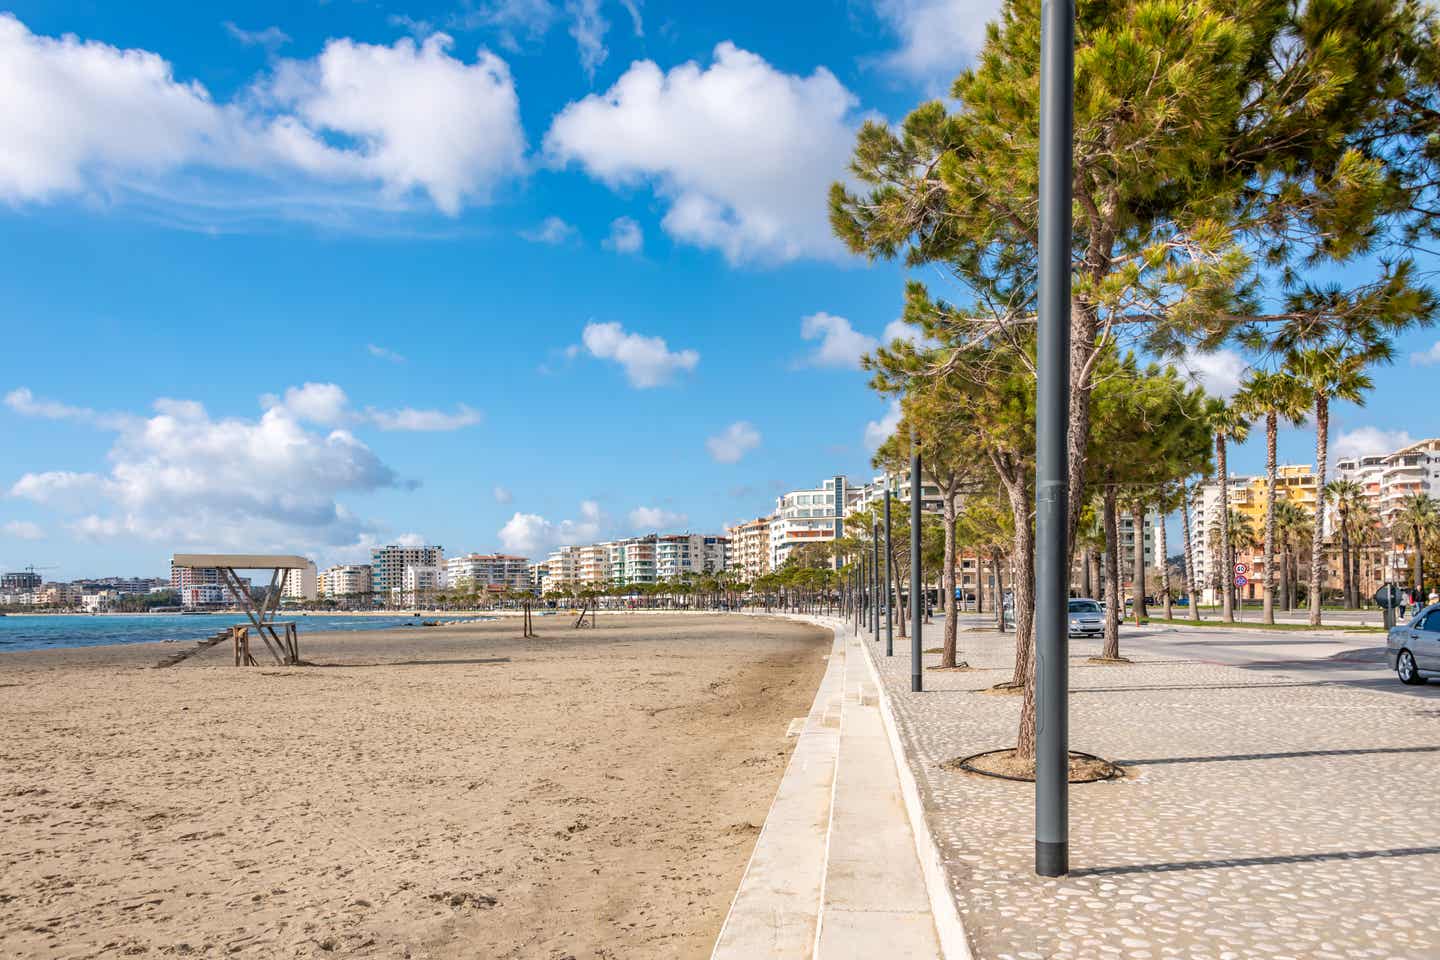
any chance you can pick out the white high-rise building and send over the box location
[769,475,860,569]
[400,564,445,606]
[655,534,730,580]
[321,564,373,600]
[371,545,443,601]
[544,547,580,592]
[1336,437,1440,583]
[281,561,318,602]
[446,553,530,591]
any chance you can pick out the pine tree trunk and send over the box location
[890,536,907,639]
[1414,523,1424,593]
[941,487,959,668]
[1182,479,1201,620]
[1081,547,1093,599]
[1005,476,1037,690]
[1102,481,1122,660]
[1263,412,1277,625]
[1219,433,1232,622]
[1158,505,1172,621]
[1340,514,1353,609]
[1310,392,1328,626]
[1132,501,1148,626]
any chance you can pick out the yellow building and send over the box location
[1190,466,1317,603]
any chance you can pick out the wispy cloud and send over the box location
[521,215,579,244]
[603,216,643,254]
[1411,340,1440,366]
[222,21,291,52]
[367,343,407,363]
[2,520,45,540]
[799,312,877,369]
[707,421,761,463]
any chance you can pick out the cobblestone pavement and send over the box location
[858,615,1440,960]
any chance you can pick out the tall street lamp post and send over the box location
[885,486,894,656]
[911,432,923,692]
[1035,0,1075,879]
[872,521,880,638]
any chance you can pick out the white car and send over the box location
[1068,598,1104,638]
[1387,603,1440,685]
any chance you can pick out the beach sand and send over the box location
[0,614,829,959]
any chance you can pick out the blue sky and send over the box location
[2,1,1439,579]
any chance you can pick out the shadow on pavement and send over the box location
[1072,846,1440,877]
[1116,745,1440,766]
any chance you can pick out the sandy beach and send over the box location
[0,614,829,959]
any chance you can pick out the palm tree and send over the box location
[1274,499,1312,611]
[1325,478,1366,608]
[1290,346,1374,623]
[1180,478,1203,619]
[1236,370,1309,623]
[1393,494,1440,595]
[1207,400,1251,622]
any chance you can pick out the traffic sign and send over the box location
[1234,574,1248,587]
[1234,562,1248,575]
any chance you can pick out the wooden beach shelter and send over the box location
[171,554,309,667]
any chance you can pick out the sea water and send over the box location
[0,613,476,653]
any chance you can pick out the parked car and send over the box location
[1067,598,1103,637]
[1388,603,1440,685]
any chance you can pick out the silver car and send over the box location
[1387,602,1440,685]
[1068,598,1103,637]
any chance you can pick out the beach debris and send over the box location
[427,890,497,910]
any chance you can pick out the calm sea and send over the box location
[0,613,478,653]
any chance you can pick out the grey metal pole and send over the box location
[911,436,923,692]
[853,557,859,635]
[885,488,894,656]
[872,521,880,638]
[1035,0,1075,879]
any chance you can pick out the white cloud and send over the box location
[603,216,643,254]
[8,394,406,552]
[1176,348,1249,400]
[367,343,407,363]
[579,321,698,387]
[498,500,604,553]
[1334,427,1416,460]
[628,505,687,530]
[872,0,1002,84]
[223,22,290,52]
[565,0,609,78]
[493,485,513,504]
[800,312,878,369]
[544,42,861,264]
[3,520,45,540]
[395,532,427,547]
[1411,341,1440,366]
[521,215,578,244]
[258,382,481,431]
[707,421,761,464]
[0,15,525,217]
[864,398,902,451]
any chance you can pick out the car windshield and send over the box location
[1068,600,1100,613]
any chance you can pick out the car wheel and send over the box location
[1397,649,1424,685]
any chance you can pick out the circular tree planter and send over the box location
[928,662,974,672]
[944,749,1125,783]
[982,681,1024,695]
[1086,655,1133,665]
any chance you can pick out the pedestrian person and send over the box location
[1429,587,1438,607]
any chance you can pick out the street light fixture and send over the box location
[1035,0,1075,879]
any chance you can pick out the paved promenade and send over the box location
[859,614,1440,960]
[713,620,959,959]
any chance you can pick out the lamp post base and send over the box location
[1036,840,1068,877]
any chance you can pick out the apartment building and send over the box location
[1,571,42,592]
[529,562,549,593]
[578,543,609,586]
[170,561,251,609]
[446,553,530,591]
[320,564,373,600]
[1336,437,1440,583]
[609,536,658,585]
[769,475,859,569]
[544,547,580,592]
[726,516,774,580]
[850,472,945,515]
[281,561,318,602]
[654,533,729,580]
[370,545,443,601]
[400,564,445,606]
[1188,467,1316,603]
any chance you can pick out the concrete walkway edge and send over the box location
[854,629,973,960]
